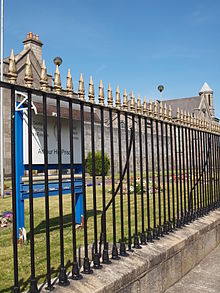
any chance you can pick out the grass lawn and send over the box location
[0,176,204,292]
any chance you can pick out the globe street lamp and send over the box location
[53,56,62,67]
[158,84,164,100]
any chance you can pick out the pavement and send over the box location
[165,244,220,293]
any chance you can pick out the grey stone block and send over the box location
[162,251,182,290]
[140,264,163,293]
[181,237,203,276]
[203,228,217,256]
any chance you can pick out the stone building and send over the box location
[1,33,53,175]
[0,33,219,175]
[162,82,217,122]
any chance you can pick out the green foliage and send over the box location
[136,182,142,194]
[85,151,110,176]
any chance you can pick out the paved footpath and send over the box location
[166,244,220,293]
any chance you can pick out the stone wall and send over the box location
[41,210,220,293]
[84,122,172,173]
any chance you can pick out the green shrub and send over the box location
[85,151,110,176]
[136,182,142,194]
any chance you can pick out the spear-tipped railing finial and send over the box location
[123,88,128,110]
[149,97,153,116]
[168,105,172,120]
[130,91,135,112]
[40,59,48,91]
[176,107,180,123]
[54,64,62,94]
[115,85,121,108]
[8,49,17,84]
[78,73,85,100]
[187,112,190,126]
[154,100,158,117]
[107,83,113,107]
[98,80,104,105]
[88,75,95,102]
[137,94,141,114]
[66,68,74,97]
[180,109,184,124]
[143,96,147,115]
[164,103,168,119]
[159,101,163,118]
[24,54,33,88]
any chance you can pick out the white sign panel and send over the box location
[23,111,82,165]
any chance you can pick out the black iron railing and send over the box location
[1,79,219,293]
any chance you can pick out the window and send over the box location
[208,94,211,106]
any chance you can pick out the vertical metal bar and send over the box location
[191,128,196,220]
[11,87,20,293]
[57,98,70,285]
[174,125,180,228]
[161,121,168,234]
[212,134,215,208]
[194,128,199,217]
[203,131,208,213]
[91,105,102,268]
[209,132,212,210]
[139,115,146,244]
[200,130,205,215]
[210,133,214,209]
[213,134,216,208]
[185,126,190,222]
[151,119,158,238]
[165,122,172,231]
[109,108,120,259]
[132,114,141,248]
[69,101,82,280]
[217,136,219,206]
[118,111,128,255]
[207,133,211,211]
[197,129,202,216]
[170,123,176,229]
[209,133,213,209]
[145,118,153,241]
[215,134,218,207]
[81,103,93,273]
[216,135,219,206]
[156,120,163,237]
[181,126,187,224]
[100,107,111,263]
[188,127,193,219]
[43,94,53,290]
[178,125,183,226]
[28,91,39,292]
[216,134,219,207]
[125,112,132,249]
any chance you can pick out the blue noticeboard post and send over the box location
[15,102,83,238]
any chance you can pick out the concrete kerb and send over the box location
[41,210,220,293]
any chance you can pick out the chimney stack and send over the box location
[23,32,43,64]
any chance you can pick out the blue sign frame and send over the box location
[15,104,83,238]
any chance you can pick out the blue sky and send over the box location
[3,0,220,117]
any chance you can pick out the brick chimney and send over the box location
[23,32,43,64]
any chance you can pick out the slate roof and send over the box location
[158,96,202,117]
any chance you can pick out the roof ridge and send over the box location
[162,96,200,102]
